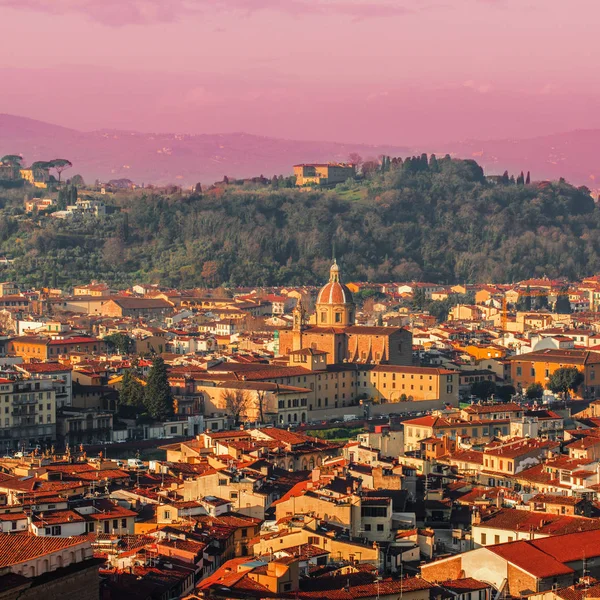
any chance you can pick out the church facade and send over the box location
[278,261,412,366]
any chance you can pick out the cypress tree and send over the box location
[144,357,174,421]
[120,369,145,409]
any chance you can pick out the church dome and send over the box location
[317,281,353,305]
[316,260,353,305]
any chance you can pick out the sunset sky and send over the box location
[1,0,599,145]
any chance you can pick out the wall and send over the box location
[420,555,463,582]
[461,548,508,590]
[1,560,100,600]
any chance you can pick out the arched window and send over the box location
[301,412,306,422]
[321,312,327,323]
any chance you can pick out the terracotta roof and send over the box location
[490,540,574,578]
[530,494,585,506]
[441,578,491,592]
[531,528,600,563]
[478,508,600,536]
[0,533,89,567]
[108,297,172,309]
[316,280,353,306]
[19,362,72,373]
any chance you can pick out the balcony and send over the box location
[12,396,38,405]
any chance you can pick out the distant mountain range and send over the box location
[1,113,599,187]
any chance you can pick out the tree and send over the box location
[412,288,426,310]
[525,382,544,400]
[554,288,572,314]
[194,182,203,194]
[119,369,145,409]
[70,174,85,187]
[525,171,531,185]
[1,155,22,167]
[255,390,271,424]
[222,389,251,425]
[470,380,497,400]
[30,161,51,172]
[201,260,219,285]
[104,333,134,354]
[362,159,379,177]
[501,170,510,184]
[348,153,363,170]
[48,159,72,184]
[547,367,584,398]
[496,384,516,402]
[516,287,532,312]
[144,357,174,421]
[517,171,525,185]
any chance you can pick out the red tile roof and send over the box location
[490,540,574,578]
[0,533,89,567]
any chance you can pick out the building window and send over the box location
[377,524,384,531]
[364,524,371,531]
[481,533,486,545]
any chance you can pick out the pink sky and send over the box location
[1,0,599,145]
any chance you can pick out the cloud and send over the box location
[463,80,493,94]
[0,0,413,25]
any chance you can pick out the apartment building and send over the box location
[0,377,56,449]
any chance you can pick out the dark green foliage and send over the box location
[496,385,516,402]
[144,357,174,421]
[119,369,145,410]
[470,379,497,400]
[547,367,584,396]
[525,382,544,400]
[104,333,134,354]
[0,157,598,288]
[554,287,572,314]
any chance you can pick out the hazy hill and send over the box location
[0,114,410,186]
[444,130,600,189]
[3,113,600,187]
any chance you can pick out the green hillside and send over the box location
[0,155,597,288]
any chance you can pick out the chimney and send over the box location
[472,508,481,525]
[495,491,504,509]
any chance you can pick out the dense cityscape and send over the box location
[1,156,600,599]
[3,0,600,597]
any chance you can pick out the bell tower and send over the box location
[292,298,304,351]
